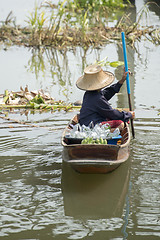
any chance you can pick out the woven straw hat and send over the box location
[76,64,114,91]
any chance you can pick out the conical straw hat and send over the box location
[76,64,114,91]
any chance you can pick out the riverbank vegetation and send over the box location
[0,1,159,49]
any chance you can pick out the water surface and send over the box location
[0,0,160,239]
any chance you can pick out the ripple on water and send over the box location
[0,112,160,239]
[128,119,160,239]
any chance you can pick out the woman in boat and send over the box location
[76,64,135,130]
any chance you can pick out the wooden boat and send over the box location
[62,114,131,174]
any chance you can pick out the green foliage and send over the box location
[28,95,46,109]
[24,0,130,48]
[67,0,127,10]
[3,0,158,49]
[55,0,129,30]
[3,90,9,104]
[26,3,47,32]
[30,94,45,104]
[96,57,124,68]
[109,61,124,67]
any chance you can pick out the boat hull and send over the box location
[63,144,130,173]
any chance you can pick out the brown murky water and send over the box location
[0,109,159,239]
[0,0,160,239]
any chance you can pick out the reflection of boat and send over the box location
[62,159,130,219]
[61,115,131,174]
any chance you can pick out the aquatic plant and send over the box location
[0,1,159,48]
[64,0,128,11]
[26,3,47,45]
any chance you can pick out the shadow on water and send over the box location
[61,158,131,220]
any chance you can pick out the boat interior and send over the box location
[63,114,130,146]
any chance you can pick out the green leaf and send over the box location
[33,102,40,109]
[30,94,45,104]
[109,61,124,68]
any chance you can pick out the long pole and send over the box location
[121,32,135,138]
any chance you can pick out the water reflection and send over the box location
[26,46,92,102]
[26,47,71,100]
[25,44,137,108]
[0,111,64,239]
[128,116,160,239]
[62,159,130,220]
[115,44,136,109]
[0,109,160,239]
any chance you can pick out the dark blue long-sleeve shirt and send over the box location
[79,82,132,126]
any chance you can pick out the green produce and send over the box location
[81,137,95,144]
[81,137,108,145]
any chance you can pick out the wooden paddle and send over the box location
[121,32,135,138]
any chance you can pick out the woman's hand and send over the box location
[119,67,132,84]
[130,111,135,119]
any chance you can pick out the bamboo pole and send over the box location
[0,104,81,110]
[0,104,130,112]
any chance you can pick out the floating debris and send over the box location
[0,86,80,112]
